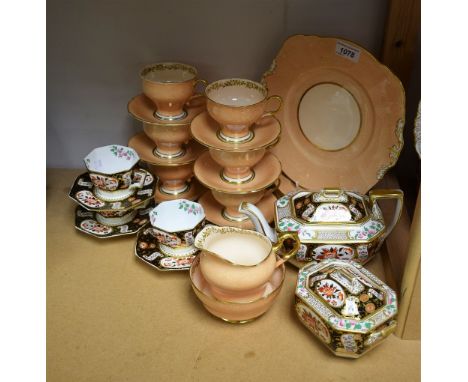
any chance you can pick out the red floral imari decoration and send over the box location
[317,282,344,304]
[317,247,338,259]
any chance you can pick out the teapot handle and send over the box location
[368,189,404,251]
[272,232,300,268]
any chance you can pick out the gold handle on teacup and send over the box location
[129,169,147,190]
[186,79,208,107]
[368,189,404,251]
[193,78,208,89]
[272,232,300,267]
[259,95,282,121]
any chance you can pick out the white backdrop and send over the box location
[47,0,388,168]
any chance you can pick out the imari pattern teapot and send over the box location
[240,188,403,266]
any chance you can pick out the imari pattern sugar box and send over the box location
[295,259,397,358]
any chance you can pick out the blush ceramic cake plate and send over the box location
[263,35,405,194]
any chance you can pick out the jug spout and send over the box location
[239,202,277,243]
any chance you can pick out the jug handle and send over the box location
[369,189,404,251]
[272,232,301,268]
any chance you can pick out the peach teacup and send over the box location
[140,62,206,121]
[147,161,194,196]
[205,78,282,143]
[208,147,266,184]
[143,121,191,159]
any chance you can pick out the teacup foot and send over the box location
[94,187,136,202]
[153,146,186,159]
[159,183,190,196]
[95,209,138,226]
[222,208,249,222]
[154,109,188,121]
[220,169,255,184]
[217,129,254,144]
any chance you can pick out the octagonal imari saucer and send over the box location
[69,168,156,212]
[135,227,198,271]
[74,201,154,239]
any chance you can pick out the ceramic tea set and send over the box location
[69,35,408,358]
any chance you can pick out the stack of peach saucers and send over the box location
[128,62,207,202]
[191,78,282,228]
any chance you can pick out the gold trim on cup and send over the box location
[205,78,268,107]
[140,62,198,83]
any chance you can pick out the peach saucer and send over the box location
[128,132,206,166]
[127,93,206,126]
[154,179,206,202]
[190,111,281,151]
[190,254,285,324]
[198,190,276,229]
[277,172,306,195]
[194,151,281,193]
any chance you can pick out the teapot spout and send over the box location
[239,202,277,243]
